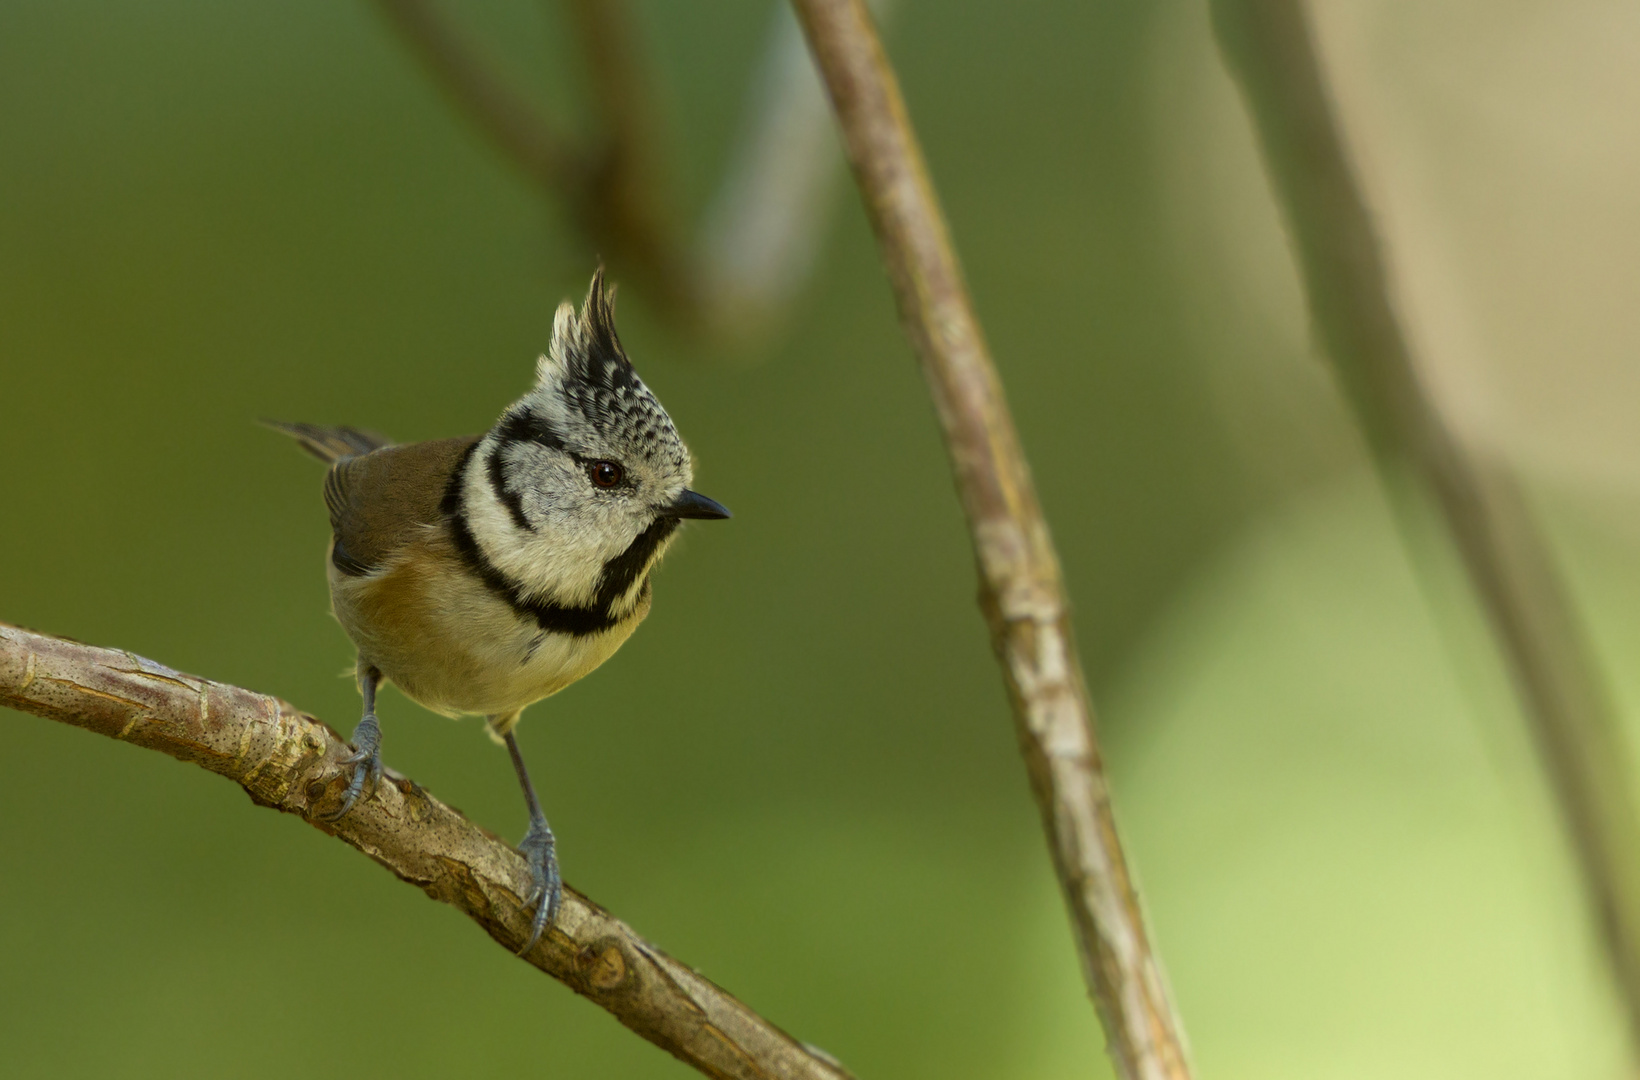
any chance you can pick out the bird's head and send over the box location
[464,270,729,611]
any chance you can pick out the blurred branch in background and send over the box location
[789,2,1194,1078]
[698,2,892,336]
[0,623,854,1080]
[370,0,578,197]
[372,0,695,324]
[556,0,693,323]
[1211,0,1640,1053]
[373,0,887,338]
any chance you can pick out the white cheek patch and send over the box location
[472,275,706,613]
[463,438,640,608]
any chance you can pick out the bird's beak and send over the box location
[665,490,732,520]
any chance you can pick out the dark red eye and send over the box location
[590,461,623,488]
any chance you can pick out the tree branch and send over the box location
[557,0,695,324]
[371,0,695,325]
[0,621,853,1080]
[373,0,580,192]
[1211,0,1640,1051]
[788,3,1194,1078]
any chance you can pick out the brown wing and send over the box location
[325,435,480,575]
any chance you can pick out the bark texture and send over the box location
[0,621,852,1080]
[789,2,1194,1077]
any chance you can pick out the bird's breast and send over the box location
[328,536,648,719]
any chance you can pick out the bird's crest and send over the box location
[526,269,687,472]
[536,267,637,397]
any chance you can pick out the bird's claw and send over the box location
[321,713,382,822]
[516,822,562,955]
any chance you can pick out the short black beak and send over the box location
[666,489,732,520]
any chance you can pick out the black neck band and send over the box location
[441,441,663,638]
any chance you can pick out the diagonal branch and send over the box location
[371,0,696,325]
[370,0,873,338]
[788,2,1194,1078]
[1211,0,1640,1051]
[373,0,580,192]
[0,621,853,1080]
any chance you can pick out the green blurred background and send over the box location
[5,0,1640,1076]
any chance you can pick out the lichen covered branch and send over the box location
[788,2,1194,1077]
[0,621,852,1080]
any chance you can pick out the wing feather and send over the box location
[323,436,480,575]
[263,420,392,464]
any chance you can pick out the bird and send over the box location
[267,269,730,953]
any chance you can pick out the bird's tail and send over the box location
[261,420,392,464]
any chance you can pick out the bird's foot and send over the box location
[321,713,382,822]
[516,820,562,955]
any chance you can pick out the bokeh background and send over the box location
[5,0,1640,1076]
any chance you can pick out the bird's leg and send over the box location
[500,721,561,955]
[322,663,383,822]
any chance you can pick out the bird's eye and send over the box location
[589,461,624,489]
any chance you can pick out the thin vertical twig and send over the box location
[1212,0,1640,1049]
[790,2,1194,1078]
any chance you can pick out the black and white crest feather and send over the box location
[528,269,688,474]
